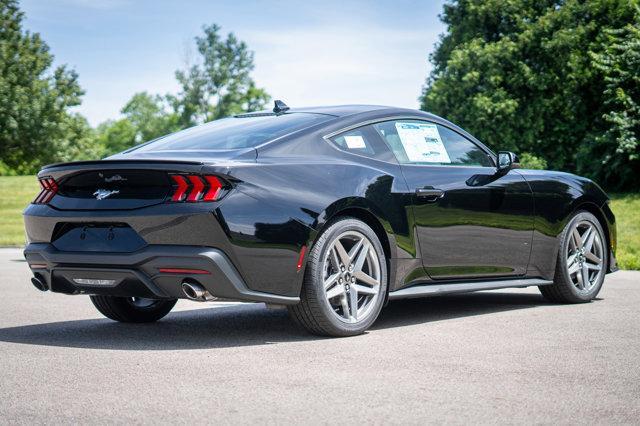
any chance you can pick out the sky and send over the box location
[20,0,447,126]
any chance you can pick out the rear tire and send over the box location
[90,296,177,323]
[539,211,607,303]
[288,217,388,337]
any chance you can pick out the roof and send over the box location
[236,103,433,119]
[287,104,392,117]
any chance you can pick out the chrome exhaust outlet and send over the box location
[181,281,215,302]
[31,276,48,292]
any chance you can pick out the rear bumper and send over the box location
[23,243,299,305]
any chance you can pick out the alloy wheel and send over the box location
[566,220,605,293]
[322,231,381,323]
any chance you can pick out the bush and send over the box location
[518,152,547,170]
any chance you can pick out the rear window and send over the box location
[129,113,332,152]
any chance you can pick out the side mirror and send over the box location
[497,151,519,173]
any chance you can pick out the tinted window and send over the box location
[373,120,492,167]
[330,125,396,162]
[130,113,332,152]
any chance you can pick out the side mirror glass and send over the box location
[497,151,519,173]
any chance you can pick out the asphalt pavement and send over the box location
[0,247,638,424]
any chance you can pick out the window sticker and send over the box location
[344,135,367,149]
[395,122,451,163]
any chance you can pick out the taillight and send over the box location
[33,177,58,204]
[186,175,205,202]
[170,175,189,201]
[169,174,225,202]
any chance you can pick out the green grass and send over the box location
[0,175,638,270]
[610,194,640,270]
[0,176,39,246]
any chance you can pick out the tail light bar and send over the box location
[33,177,58,204]
[169,174,224,202]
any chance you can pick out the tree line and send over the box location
[421,0,639,190]
[1,0,639,190]
[0,0,269,174]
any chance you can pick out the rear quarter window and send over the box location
[328,124,397,163]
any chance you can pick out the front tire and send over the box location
[288,217,388,337]
[90,296,177,323]
[539,211,607,303]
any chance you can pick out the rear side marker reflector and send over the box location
[29,263,47,269]
[33,177,58,204]
[296,245,307,271]
[169,174,224,203]
[158,268,211,275]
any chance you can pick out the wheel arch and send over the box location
[325,207,392,261]
[301,200,398,297]
[313,199,396,261]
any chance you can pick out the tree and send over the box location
[584,7,640,189]
[95,92,180,157]
[0,0,85,172]
[54,114,101,163]
[96,24,271,155]
[122,92,180,143]
[420,0,639,190]
[172,24,270,127]
[518,152,547,170]
[96,92,181,156]
[94,119,137,157]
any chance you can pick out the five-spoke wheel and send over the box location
[322,230,382,323]
[565,220,605,293]
[539,211,607,303]
[288,217,387,336]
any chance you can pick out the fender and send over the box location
[314,196,399,259]
[520,169,613,279]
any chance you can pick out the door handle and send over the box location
[415,187,445,201]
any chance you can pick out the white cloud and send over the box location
[245,24,440,110]
[81,24,441,125]
[78,70,180,126]
[30,1,445,124]
[58,0,129,9]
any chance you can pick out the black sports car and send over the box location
[23,102,617,336]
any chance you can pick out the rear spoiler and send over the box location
[41,159,204,170]
[38,159,206,181]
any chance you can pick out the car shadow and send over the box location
[374,291,551,330]
[0,291,553,350]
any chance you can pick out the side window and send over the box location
[329,125,396,162]
[437,125,494,167]
[373,120,492,167]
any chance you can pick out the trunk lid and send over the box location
[39,160,205,211]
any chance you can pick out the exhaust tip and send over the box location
[181,280,215,302]
[31,276,48,292]
[181,281,204,300]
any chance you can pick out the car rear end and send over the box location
[22,110,339,307]
[23,159,295,305]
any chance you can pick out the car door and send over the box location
[373,119,534,280]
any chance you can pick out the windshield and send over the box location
[129,113,332,152]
